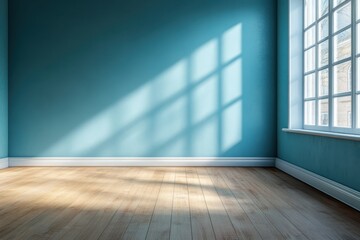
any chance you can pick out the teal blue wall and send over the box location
[277,0,360,192]
[9,0,277,157]
[0,0,7,158]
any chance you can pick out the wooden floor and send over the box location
[0,167,359,240]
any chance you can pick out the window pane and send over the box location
[358,0,360,20]
[318,99,329,126]
[319,0,329,18]
[357,24,360,54]
[305,100,316,125]
[357,95,360,128]
[305,47,316,72]
[333,28,351,62]
[334,61,352,94]
[318,68,329,96]
[305,0,316,28]
[334,96,352,128]
[318,17,329,42]
[305,74,316,98]
[319,40,329,67]
[333,2,351,32]
[333,0,346,8]
[305,26,316,48]
[357,58,360,91]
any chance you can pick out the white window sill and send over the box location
[282,128,360,141]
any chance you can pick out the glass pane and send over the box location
[305,0,316,28]
[334,28,351,62]
[305,26,316,48]
[305,100,316,125]
[319,0,329,18]
[318,17,329,41]
[357,58,360,91]
[357,95,360,128]
[333,0,346,8]
[318,99,329,126]
[357,24,360,54]
[334,61,352,94]
[305,74,316,98]
[319,40,329,67]
[334,96,352,128]
[333,2,351,32]
[358,0,360,20]
[318,68,329,96]
[305,47,316,72]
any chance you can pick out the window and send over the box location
[303,0,360,134]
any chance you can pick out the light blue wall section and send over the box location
[0,0,7,158]
[9,0,277,157]
[277,0,360,191]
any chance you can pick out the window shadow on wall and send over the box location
[42,24,243,157]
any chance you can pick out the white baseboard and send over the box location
[276,158,360,212]
[0,158,9,169]
[9,157,275,167]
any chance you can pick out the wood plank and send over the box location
[221,168,307,240]
[196,168,238,239]
[0,169,79,239]
[254,168,360,239]
[121,168,165,239]
[238,168,341,239]
[98,168,157,240]
[270,168,360,225]
[2,168,87,240]
[232,168,332,239]
[205,168,262,240]
[65,168,137,240]
[146,168,175,240]
[186,168,216,240]
[41,168,121,239]
[48,168,132,240]
[216,168,284,239]
[169,168,192,240]
[0,168,61,217]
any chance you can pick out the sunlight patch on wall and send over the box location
[222,101,242,152]
[221,59,242,105]
[222,24,242,63]
[192,116,218,156]
[43,82,152,155]
[116,118,151,156]
[158,136,187,157]
[191,75,218,124]
[43,60,187,156]
[153,97,187,146]
[42,23,243,157]
[191,39,218,82]
[151,59,187,106]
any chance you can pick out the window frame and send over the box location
[302,0,360,135]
